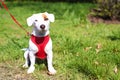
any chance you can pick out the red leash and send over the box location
[0,1,30,35]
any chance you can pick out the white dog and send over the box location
[22,12,56,75]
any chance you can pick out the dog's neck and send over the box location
[32,28,49,37]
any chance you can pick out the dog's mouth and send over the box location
[39,29,47,34]
[40,29,46,32]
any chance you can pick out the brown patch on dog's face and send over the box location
[42,13,48,21]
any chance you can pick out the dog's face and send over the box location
[27,12,54,33]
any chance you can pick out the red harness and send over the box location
[30,35,50,59]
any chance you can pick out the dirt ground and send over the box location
[0,60,60,80]
[0,61,36,80]
[88,15,120,24]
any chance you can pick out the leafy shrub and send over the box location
[91,0,120,20]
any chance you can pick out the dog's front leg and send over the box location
[27,51,35,74]
[47,51,56,75]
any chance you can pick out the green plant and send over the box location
[91,0,120,20]
[0,1,120,80]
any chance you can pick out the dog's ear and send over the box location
[27,15,35,26]
[48,14,55,22]
[44,12,55,22]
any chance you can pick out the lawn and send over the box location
[0,1,120,80]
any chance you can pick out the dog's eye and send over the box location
[44,18,48,21]
[35,20,38,22]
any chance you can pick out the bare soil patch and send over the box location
[0,61,36,80]
[88,15,120,24]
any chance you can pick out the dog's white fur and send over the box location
[23,12,56,74]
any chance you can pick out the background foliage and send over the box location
[91,0,120,20]
[0,1,120,80]
[5,0,95,3]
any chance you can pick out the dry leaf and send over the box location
[94,61,99,65]
[113,66,118,74]
[96,43,102,49]
[84,47,92,51]
[96,49,100,53]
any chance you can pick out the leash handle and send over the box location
[0,1,29,35]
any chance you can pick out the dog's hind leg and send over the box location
[23,49,29,68]
[27,51,35,74]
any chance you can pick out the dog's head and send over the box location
[27,12,54,33]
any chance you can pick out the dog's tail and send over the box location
[21,48,29,51]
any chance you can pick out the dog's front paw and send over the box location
[23,64,28,68]
[48,68,57,75]
[27,66,35,74]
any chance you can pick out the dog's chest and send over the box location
[30,35,50,59]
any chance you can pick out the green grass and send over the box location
[0,1,120,80]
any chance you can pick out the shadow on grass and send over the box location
[68,61,98,79]
[36,58,48,68]
[107,36,120,41]
[3,1,93,9]
[78,65,98,79]
[42,0,93,3]
[27,56,48,69]
[6,0,94,3]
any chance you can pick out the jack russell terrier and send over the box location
[22,12,56,75]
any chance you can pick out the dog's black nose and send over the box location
[40,24,45,29]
